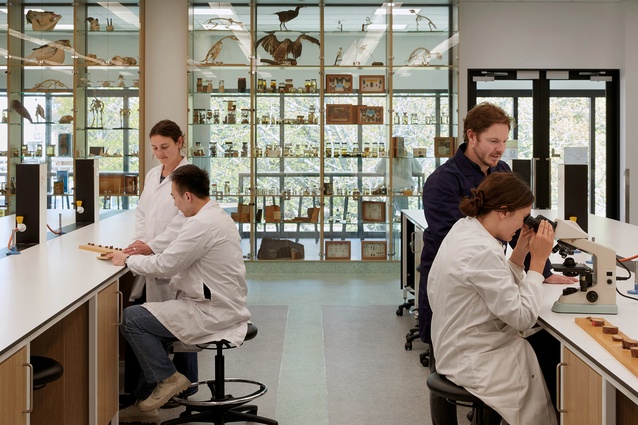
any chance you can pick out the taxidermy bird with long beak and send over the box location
[26,10,62,31]
[25,39,71,65]
[275,6,304,31]
[256,31,319,65]
[11,100,33,123]
[201,35,239,64]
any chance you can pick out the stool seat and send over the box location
[31,356,64,389]
[427,372,487,425]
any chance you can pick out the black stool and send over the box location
[426,372,487,425]
[162,323,277,425]
[30,356,64,390]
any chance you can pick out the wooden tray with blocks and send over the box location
[79,243,124,259]
[575,317,638,378]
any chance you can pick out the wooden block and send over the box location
[603,325,619,334]
[632,347,638,359]
[575,317,638,378]
[79,243,123,254]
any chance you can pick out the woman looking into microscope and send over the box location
[427,172,557,425]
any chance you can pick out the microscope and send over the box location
[530,216,618,314]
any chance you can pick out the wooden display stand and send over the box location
[264,205,281,223]
[284,207,320,223]
[575,317,638,378]
[231,203,251,223]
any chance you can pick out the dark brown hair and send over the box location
[460,172,534,217]
[171,164,209,199]
[149,119,184,143]
[463,102,514,143]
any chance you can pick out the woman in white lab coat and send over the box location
[428,172,558,425]
[122,119,194,402]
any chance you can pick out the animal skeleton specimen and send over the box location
[407,47,442,66]
[256,31,319,65]
[202,17,242,29]
[89,98,104,128]
[25,39,71,65]
[201,35,239,64]
[26,10,62,31]
[409,9,437,32]
[275,6,304,31]
[30,79,71,91]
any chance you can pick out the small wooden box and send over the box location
[231,203,251,222]
[265,205,281,222]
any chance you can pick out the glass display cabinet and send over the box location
[189,1,458,261]
[2,0,142,220]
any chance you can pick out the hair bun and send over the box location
[474,190,484,207]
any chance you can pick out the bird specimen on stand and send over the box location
[202,17,243,29]
[409,9,437,31]
[201,35,240,64]
[256,31,319,66]
[275,6,304,31]
[334,47,343,66]
[11,100,34,123]
[35,104,46,122]
[26,10,62,31]
[25,39,71,65]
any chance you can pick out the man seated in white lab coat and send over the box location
[108,164,251,424]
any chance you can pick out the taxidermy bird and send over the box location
[35,104,45,122]
[25,39,71,65]
[85,17,100,31]
[407,47,442,66]
[201,35,239,64]
[256,31,319,65]
[409,9,437,31]
[334,47,343,66]
[26,10,62,31]
[275,5,304,31]
[11,100,33,123]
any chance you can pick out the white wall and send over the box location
[459,0,638,223]
[143,0,188,174]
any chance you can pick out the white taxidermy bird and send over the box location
[202,35,239,64]
[35,104,45,122]
[11,100,33,123]
[25,39,71,65]
[26,10,62,31]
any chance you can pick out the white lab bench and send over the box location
[0,210,135,425]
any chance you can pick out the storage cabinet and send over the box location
[96,281,120,425]
[189,1,458,261]
[1,1,143,218]
[0,347,28,425]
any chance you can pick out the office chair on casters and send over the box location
[162,323,277,425]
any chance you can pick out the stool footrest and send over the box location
[172,378,267,408]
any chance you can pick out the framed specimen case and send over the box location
[357,106,384,124]
[361,201,386,222]
[434,136,456,158]
[359,75,385,93]
[326,104,355,124]
[325,74,353,93]
[361,241,387,260]
[325,240,351,260]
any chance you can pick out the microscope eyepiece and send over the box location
[524,214,557,233]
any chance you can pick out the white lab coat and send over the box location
[128,200,250,346]
[428,217,557,425]
[131,157,189,302]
